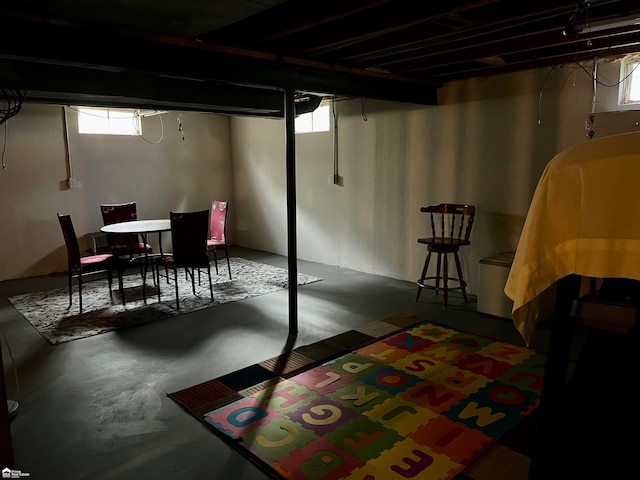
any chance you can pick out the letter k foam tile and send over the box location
[199,320,545,480]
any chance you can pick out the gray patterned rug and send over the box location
[7,257,323,345]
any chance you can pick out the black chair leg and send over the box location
[78,272,83,313]
[117,265,126,305]
[225,252,232,280]
[190,268,196,294]
[213,251,219,275]
[157,266,162,303]
[174,269,179,310]
[68,270,73,308]
[107,268,113,298]
[207,265,214,301]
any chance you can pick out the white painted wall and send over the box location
[1,58,637,290]
[231,60,638,295]
[0,106,231,280]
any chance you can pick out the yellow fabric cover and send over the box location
[504,131,640,345]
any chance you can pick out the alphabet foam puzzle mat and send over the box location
[196,320,544,480]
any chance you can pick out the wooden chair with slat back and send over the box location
[415,203,475,308]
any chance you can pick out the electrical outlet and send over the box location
[67,177,80,189]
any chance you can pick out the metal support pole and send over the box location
[285,88,298,335]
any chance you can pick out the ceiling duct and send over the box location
[294,94,323,117]
[136,109,169,117]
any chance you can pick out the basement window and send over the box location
[295,103,330,133]
[77,107,142,135]
[619,54,640,105]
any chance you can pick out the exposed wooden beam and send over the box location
[0,17,439,106]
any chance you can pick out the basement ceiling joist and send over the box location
[0,59,292,117]
[0,14,438,115]
[1,1,640,115]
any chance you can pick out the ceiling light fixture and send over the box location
[574,15,640,34]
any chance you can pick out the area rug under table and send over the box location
[7,257,322,345]
[169,314,544,480]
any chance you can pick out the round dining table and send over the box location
[101,219,171,302]
[101,219,170,240]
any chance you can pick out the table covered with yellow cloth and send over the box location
[505,131,640,345]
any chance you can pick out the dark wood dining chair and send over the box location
[100,201,155,292]
[415,203,475,308]
[100,201,152,258]
[156,209,214,309]
[57,213,119,313]
[207,200,232,279]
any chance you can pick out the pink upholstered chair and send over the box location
[57,213,119,313]
[207,200,232,279]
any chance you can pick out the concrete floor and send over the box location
[0,247,567,480]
